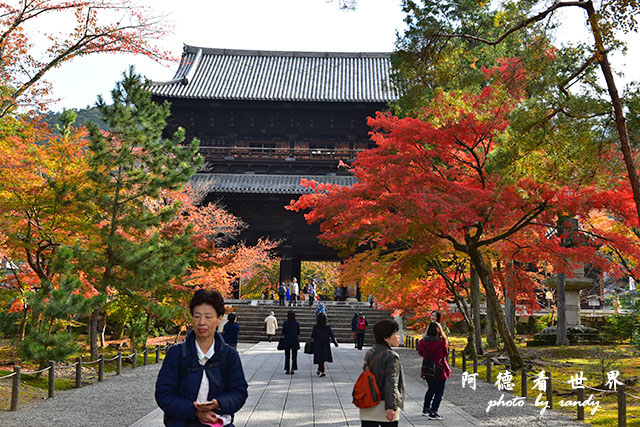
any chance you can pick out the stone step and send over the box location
[223,303,392,344]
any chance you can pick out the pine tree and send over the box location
[83,67,202,358]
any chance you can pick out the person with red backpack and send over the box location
[358,319,405,427]
[417,322,451,421]
[355,313,368,350]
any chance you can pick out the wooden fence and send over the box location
[0,345,171,411]
[404,336,639,427]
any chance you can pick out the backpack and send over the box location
[357,317,366,331]
[420,345,442,381]
[352,351,384,408]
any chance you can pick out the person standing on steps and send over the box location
[222,312,239,349]
[264,311,278,343]
[311,313,338,377]
[281,310,300,375]
[355,312,368,350]
[155,289,248,427]
[359,319,405,427]
[289,277,299,307]
[278,282,286,306]
[418,322,451,421]
[307,281,316,307]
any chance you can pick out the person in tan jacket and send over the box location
[264,311,278,342]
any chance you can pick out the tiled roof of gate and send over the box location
[191,173,357,194]
[151,45,398,102]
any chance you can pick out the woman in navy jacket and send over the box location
[155,290,248,427]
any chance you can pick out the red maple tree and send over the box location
[289,58,634,368]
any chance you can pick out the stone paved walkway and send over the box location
[132,341,481,427]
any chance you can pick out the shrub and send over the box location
[603,311,640,343]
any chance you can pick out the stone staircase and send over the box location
[223,300,393,346]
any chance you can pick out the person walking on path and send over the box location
[155,289,248,427]
[351,312,359,347]
[355,312,368,350]
[359,319,405,427]
[311,313,338,377]
[278,282,286,306]
[281,310,300,375]
[417,322,451,421]
[264,311,278,342]
[289,277,299,306]
[222,312,240,349]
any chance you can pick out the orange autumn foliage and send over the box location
[0,1,172,116]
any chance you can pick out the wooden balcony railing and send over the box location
[198,145,365,161]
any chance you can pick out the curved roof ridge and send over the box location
[183,44,392,59]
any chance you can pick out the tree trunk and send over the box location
[463,322,477,358]
[505,263,516,337]
[468,248,524,369]
[18,309,28,341]
[100,312,107,348]
[556,271,568,345]
[584,2,640,227]
[470,266,485,355]
[485,296,498,348]
[449,281,476,358]
[89,308,100,360]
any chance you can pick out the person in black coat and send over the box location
[281,310,300,375]
[222,312,240,348]
[311,313,338,377]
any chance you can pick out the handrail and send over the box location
[4,344,170,412]
[626,392,640,401]
[22,366,51,375]
[0,372,17,380]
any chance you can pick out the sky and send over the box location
[45,0,407,111]
[41,0,639,112]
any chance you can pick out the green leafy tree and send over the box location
[18,247,103,369]
[81,67,202,357]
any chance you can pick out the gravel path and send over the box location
[0,344,255,427]
[0,363,161,427]
[397,347,591,426]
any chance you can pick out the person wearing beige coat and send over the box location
[264,311,278,342]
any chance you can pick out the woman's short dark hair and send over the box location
[316,313,327,326]
[227,312,236,323]
[426,322,439,337]
[373,319,399,344]
[189,289,225,317]
[287,310,296,321]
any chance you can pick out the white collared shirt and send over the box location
[195,338,232,426]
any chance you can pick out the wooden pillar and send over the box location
[48,361,55,398]
[618,384,627,427]
[10,366,20,411]
[75,357,82,389]
[577,387,585,420]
